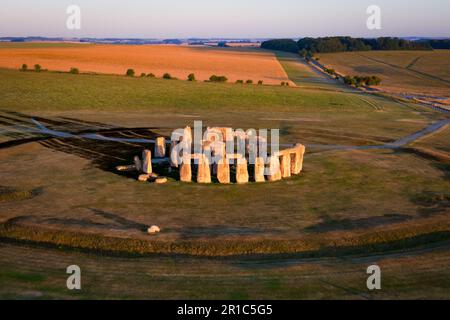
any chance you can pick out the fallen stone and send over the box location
[147,225,161,234]
[116,164,136,172]
[155,177,168,184]
[138,174,150,182]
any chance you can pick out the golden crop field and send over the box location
[0,43,291,85]
[317,50,450,98]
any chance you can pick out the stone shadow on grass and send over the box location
[305,213,412,233]
[411,190,450,217]
[174,225,281,240]
[88,208,148,232]
[5,208,149,233]
[0,109,168,178]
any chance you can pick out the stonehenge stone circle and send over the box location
[131,126,305,186]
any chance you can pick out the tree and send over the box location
[126,69,135,77]
[70,67,79,74]
[209,75,228,82]
[140,73,146,77]
[343,76,356,86]
[187,73,196,81]
[34,64,42,72]
[365,76,382,86]
[163,73,172,79]
[147,73,155,78]
[20,64,28,72]
[258,80,263,85]
[261,39,299,53]
[246,80,253,84]
[236,80,244,84]
[325,68,336,75]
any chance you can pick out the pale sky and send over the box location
[1,0,449,38]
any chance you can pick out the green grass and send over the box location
[0,68,369,112]
[274,51,349,91]
[0,67,440,142]
[1,66,449,299]
[0,242,449,299]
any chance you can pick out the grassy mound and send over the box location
[1,217,450,257]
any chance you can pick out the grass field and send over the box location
[0,43,290,85]
[0,51,449,298]
[274,51,352,92]
[316,50,450,98]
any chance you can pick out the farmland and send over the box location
[0,45,449,299]
[316,50,450,100]
[0,43,291,85]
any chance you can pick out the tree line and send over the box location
[261,37,450,54]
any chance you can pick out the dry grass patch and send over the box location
[0,44,290,85]
[317,50,450,97]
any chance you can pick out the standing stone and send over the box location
[211,141,226,175]
[291,144,306,175]
[217,158,230,184]
[236,158,249,184]
[197,154,211,184]
[267,155,282,182]
[254,157,265,183]
[214,127,233,142]
[134,156,142,172]
[180,154,192,182]
[142,150,152,174]
[183,126,193,145]
[280,153,291,178]
[155,137,166,158]
[170,141,179,168]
